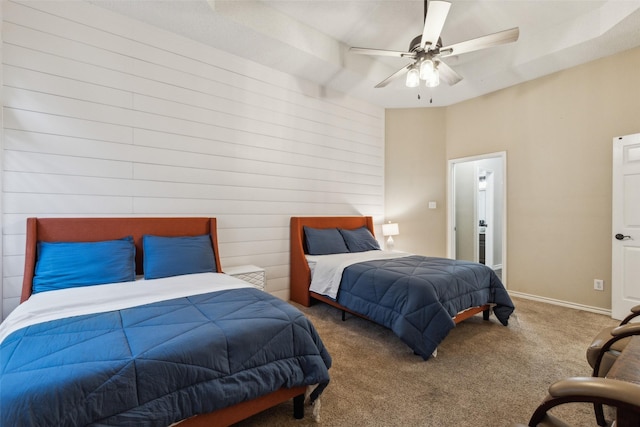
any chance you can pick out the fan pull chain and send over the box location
[417,90,433,104]
[417,93,433,104]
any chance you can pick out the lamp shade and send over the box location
[419,59,435,81]
[382,222,399,237]
[405,67,420,88]
[425,67,440,88]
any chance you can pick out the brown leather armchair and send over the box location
[520,308,640,427]
[586,305,640,377]
[520,377,640,427]
[588,321,640,425]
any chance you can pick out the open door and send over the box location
[448,152,507,284]
[612,134,640,320]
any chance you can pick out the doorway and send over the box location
[447,152,507,285]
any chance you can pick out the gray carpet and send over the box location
[234,297,620,426]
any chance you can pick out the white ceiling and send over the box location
[91,0,640,108]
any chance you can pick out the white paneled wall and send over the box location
[0,1,384,318]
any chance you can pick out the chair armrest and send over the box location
[612,323,640,337]
[592,325,640,376]
[528,377,640,426]
[621,305,640,325]
[548,377,640,406]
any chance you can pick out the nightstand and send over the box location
[225,264,266,291]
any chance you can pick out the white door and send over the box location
[612,133,640,320]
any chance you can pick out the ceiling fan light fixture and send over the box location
[419,59,436,81]
[425,67,440,87]
[349,0,519,90]
[405,66,420,88]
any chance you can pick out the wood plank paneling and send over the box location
[0,0,384,318]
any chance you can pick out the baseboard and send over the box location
[508,291,612,317]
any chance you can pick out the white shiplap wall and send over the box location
[0,1,384,319]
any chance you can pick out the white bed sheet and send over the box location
[307,250,410,299]
[0,272,251,344]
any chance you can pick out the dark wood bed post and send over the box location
[21,218,38,303]
[208,218,223,274]
[289,217,311,306]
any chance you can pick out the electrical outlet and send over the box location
[594,279,604,291]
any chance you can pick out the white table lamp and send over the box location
[382,222,399,251]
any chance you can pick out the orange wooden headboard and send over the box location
[289,216,374,306]
[21,217,223,303]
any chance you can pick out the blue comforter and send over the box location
[0,287,331,427]
[337,255,514,359]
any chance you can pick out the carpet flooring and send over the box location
[234,297,620,427]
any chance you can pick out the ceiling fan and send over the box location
[349,0,519,89]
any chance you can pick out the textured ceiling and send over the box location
[91,0,640,108]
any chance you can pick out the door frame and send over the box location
[447,151,507,286]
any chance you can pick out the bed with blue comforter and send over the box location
[1,217,332,427]
[337,255,513,359]
[290,216,514,360]
[1,283,331,427]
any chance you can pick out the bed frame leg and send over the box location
[483,308,490,321]
[342,310,346,321]
[293,393,305,419]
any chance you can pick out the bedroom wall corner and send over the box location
[384,107,447,257]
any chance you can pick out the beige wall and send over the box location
[385,46,640,311]
[385,108,447,257]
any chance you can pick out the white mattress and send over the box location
[306,250,410,299]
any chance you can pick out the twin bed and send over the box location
[290,216,514,359]
[0,217,331,427]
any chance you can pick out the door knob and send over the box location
[615,233,631,241]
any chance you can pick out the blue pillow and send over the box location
[303,226,349,255]
[339,226,380,252]
[32,237,136,294]
[143,234,216,280]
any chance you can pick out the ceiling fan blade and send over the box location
[374,64,412,88]
[440,27,519,57]
[350,47,415,59]
[421,1,451,50]
[436,61,462,86]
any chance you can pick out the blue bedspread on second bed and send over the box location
[337,255,514,359]
[0,287,331,427]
